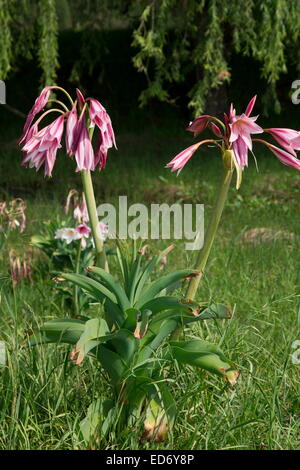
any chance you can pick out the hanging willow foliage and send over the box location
[0,0,58,87]
[1,0,300,112]
[132,0,300,114]
[38,0,59,86]
[0,0,12,78]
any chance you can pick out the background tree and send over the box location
[1,0,300,114]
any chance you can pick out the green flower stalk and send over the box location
[166,96,300,303]
[81,169,108,271]
[186,161,233,301]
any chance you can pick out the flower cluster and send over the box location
[65,189,89,224]
[0,198,26,233]
[55,223,108,249]
[167,96,300,188]
[19,87,116,177]
[9,249,32,286]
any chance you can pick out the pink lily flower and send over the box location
[166,95,300,188]
[229,96,264,169]
[19,86,117,175]
[19,86,52,144]
[22,115,64,177]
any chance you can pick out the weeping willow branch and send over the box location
[132,0,300,114]
[0,0,13,79]
[38,0,59,87]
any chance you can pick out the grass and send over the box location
[0,106,299,450]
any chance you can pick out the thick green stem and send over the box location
[186,168,233,301]
[74,240,82,315]
[81,170,108,271]
[170,166,233,341]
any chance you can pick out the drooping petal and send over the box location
[232,136,249,168]
[228,103,236,120]
[265,128,300,156]
[244,95,257,117]
[74,120,94,171]
[210,122,222,137]
[290,134,300,150]
[260,141,300,170]
[187,115,210,136]
[87,97,116,170]
[166,142,202,174]
[66,103,79,155]
[76,88,85,106]
[19,86,53,144]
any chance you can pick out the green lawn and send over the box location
[0,107,299,449]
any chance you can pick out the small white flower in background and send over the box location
[55,228,67,240]
[63,228,81,244]
[55,227,81,244]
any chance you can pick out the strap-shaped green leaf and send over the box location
[138,296,199,315]
[133,309,152,339]
[104,299,125,328]
[142,380,177,443]
[135,269,197,308]
[80,398,115,443]
[60,272,117,304]
[128,257,143,303]
[87,267,131,311]
[170,339,238,385]
[29,318,86,346]
[137,318,178,364]
[70,318,110,364]
[123,307,140,331]
[142,381,177,443]
[132,245,175,304]
[108,329,138,365]
[95,344,126,386]
[140,303,231,347]
[198,303,231,320]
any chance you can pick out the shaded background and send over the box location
[0,0,300,199]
